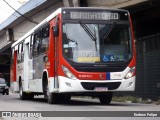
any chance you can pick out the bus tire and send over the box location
[19,81,34,100]
[19,81,26,100]
[26,93,34,100]
[43,77,59,104]
[6,90,9,95]
[59,94,71,103]
[99,92,113,105]
[48,93,59,104]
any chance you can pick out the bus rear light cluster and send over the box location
[62,66,77,80]
[124,67,136,79]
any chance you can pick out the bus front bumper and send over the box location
[57,76,135,93]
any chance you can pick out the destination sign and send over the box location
[70,12,119,20]
[62,8,129,21]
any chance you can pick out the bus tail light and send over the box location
[62,66,77,80]
[124,67,136,79]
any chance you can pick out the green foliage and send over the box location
[113,96,142,103]
[113,96,160,105]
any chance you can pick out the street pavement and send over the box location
[0,92,160,120]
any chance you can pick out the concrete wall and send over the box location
[87,0,128,7]
[13,2,63,41]
[63,0,80,7]
[87,0,146,8]
[0,33,8,49]
[0,1,63,50]
[13,0,81,41]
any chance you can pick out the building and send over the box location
[0,0,160,99]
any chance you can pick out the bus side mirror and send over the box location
[53,25,59,37]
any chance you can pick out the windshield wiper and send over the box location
[79,21,96,41]
[103,22,116,40]
[79,21,98,51]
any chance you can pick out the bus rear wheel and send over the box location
[19,81,34,100]
[98,92,113,105]
[6,90,9,95]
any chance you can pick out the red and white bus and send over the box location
[10,7,136,104]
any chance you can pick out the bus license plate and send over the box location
[94,87,108,91]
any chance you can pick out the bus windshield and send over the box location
[62,22,132,63]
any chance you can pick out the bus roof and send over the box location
[11,7,129,48]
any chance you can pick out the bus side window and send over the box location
[30,35,34,58]
[41,25,49,53]
[21,43,24,62]
[17,44,22,63]
[33,31,42,56]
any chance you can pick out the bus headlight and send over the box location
[62,66,77,80]
[124,67,136,79]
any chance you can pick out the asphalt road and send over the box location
[0,92,160,120]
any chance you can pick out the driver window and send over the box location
[33,31,42,56]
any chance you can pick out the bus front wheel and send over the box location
[98,92,113,105]
[47,92,59,104]
[43,78,59,104]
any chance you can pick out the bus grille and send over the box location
[81,82,121,90]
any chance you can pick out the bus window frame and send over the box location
[29,35,34,59]
[17,42,24,63]
[32,30,42,57]
[31,24,50,58]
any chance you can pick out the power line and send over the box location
[3,0,39,25]
[0,7,19,18]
